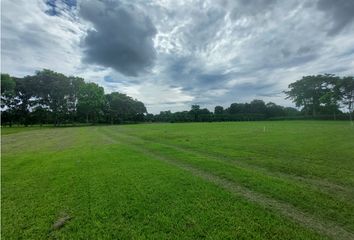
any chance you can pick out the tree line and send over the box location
[149,100,300,123]
[1,70,146,126]
[150,74,353,123]
[1,71,353,126]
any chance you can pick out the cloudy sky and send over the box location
[2,0,354,113]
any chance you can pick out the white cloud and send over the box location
[1,0,354,113]
[1,0,84,76]
[119,82,194,113]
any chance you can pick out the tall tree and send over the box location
[227,103,245,114]
[249,99,266,114]
[77,82,105,123]
[319,75,342,119]
[190,105,200,121]
[1,74,16,126]
[1,70,149,126]
[1,74,16,94]
[214,106,224,114]
[105,92,146,123]
[285,75,332,116]
[14,76,39,126]
[339,76,354,123]
[266,102,284,118]
[34,70,71,126]
[68,76,85,122]
[1,74,16,109]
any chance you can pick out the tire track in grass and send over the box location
[78,128,94,237]
[98,129,354,240]
[112,130,354,228]
[183,146,353,201]
[115,130,354,202]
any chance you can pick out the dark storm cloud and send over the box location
[317,0,354,35]
[79,0,157,76]
[162,55,233,93]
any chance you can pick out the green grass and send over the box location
[2,121,354,239]
[1,126,48,135]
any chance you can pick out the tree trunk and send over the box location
[312,96,317,117]
[92,112,96,125]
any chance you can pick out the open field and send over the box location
[1,121,354,239]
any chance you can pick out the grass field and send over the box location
[1,121,354,239]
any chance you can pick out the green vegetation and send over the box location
[1,126,47,135]
[2,72,353,126]
[2,121,353,239]
[1,70,146,126]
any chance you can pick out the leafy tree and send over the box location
[145,113,154,122]
[214,106,224,114]
[285,75,331,116]
[284,107,300,117]
[105,92,146,123]
[173,111,193,122]
[157,111,173,122]
[266,102,284,118]
[198,108,212,122]
[1,74,16,94]
[1,74,16,109]
[227,103,244,114]
[190,105,200,121]
[30,106,50,126]
[318,75,342,119]
[34,70,72,126]
[68,76,85,122]
[77,82,105,123]
[14,76,39,126]
[1,74,16,126]
[250,99,266,114]
[339,76,354,123]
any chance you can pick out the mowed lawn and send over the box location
[1,121,354,239]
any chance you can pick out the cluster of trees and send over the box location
[286,74,354,121]
[149,100,300,123]
[1,71,353,126]
[149,74,353,123]
[1,70,146,126]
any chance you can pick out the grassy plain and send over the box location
[1,121,354,239]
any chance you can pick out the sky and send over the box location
[1,0,354,113]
